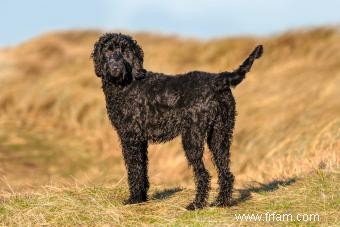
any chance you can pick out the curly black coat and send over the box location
[91,33,263,210]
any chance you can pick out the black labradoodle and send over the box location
[91,33,263,210]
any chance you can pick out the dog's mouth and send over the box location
[108,64,125,78]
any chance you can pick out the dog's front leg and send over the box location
[121,139,149,204]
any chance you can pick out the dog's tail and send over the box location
[220,45,263,87]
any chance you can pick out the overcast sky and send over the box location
[1,0,340,46]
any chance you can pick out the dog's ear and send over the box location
[126,37,146,80]
[132,61,146,80]
[91,40,106,78]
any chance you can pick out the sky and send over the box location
[1,0,340,46]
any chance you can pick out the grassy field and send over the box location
[0,27,339,225]
[1,169,338,226]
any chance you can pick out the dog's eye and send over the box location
[125,52,133,59]
[105,51,113,58]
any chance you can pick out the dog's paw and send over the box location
[185,201,206,210]
[210,199,234,207]
[124,197,147,205]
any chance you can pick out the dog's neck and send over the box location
[101,68,148,90]
[102,78,126,92]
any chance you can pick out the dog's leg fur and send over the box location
[122,138,149,204]
[208,104,236,207]
[182,127,211,210]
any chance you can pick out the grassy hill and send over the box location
[0,27,339,225]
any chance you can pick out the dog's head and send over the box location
[91,33,145,84]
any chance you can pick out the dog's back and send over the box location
[125,72,233,143]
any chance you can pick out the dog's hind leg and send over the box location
[207,108,236,207]
[182,127,211,210]
[121,138,149,204]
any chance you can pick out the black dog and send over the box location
[92,33,263,210]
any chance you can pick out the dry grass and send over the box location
[0,169,338,226]
[0,27,339,191]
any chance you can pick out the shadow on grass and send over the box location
[234,178,296,205]
[151,187,183,200]
[150,178,295,203]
